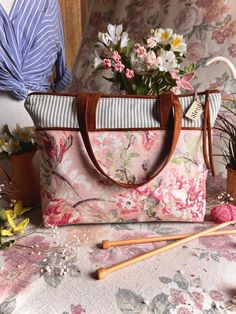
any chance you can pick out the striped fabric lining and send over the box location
[25,92,221,129]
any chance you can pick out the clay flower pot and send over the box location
[10,149,40,205]
[226,166,236,200]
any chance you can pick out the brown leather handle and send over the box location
[76,92,183,188]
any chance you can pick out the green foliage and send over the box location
[215,101,236,170]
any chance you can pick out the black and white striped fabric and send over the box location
[25,92,221,129]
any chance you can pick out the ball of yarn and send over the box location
[210,204,236,223]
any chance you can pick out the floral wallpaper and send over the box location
[71,0,236,177]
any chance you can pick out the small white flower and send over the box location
[98,32,110,46]
[120,31,129,49]
[170,34,187,53]
[12,124,36,142]
[153,28,173,45]
[107,24,123,45]
[157,50,178,72]
[130,52,147,74]
[97,24,129,48]
[2,137,20,154]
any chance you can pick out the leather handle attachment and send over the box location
[76,92,183,188]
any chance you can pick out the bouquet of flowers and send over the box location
[0,124,37,159]
[93,24,195,95]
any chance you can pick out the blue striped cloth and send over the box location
[0,0,72,100]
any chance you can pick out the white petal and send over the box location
[120,32,129,48]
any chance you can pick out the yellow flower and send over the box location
[153,28,173,45]
[1,215,29,237]
[5,201,31,219]
[1,201,31,237]
[170,34,187,53]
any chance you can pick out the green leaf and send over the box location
[125,39,134,57]
[129,152,139,158]
[183,63,195,73]
[2,124,13,138]
[171,157,189,164]
[0,152,9,160]
[102,76,115,83]
[159,276,173,284]
[0,210,7,221]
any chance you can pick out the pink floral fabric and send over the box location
[39,129,207,226]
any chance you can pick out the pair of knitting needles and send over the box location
[96,221,236,280]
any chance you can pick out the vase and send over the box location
[226,166,236,200]
[10,150,41,205]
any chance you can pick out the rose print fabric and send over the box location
[39,129,207,226]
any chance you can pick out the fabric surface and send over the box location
[0,0,71,100]
[71,0,236,177]
[0,176,235,314]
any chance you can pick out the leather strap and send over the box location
[160,92,174,128]
[202,90,216,176]
[76,92,183,188]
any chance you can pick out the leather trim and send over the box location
[202,90,215,176]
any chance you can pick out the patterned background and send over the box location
[71,0,236,177]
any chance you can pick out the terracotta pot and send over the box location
[226,166,236,200]
[10,150,41,205]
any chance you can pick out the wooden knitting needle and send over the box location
[96,221,235,280]
[102,229,236,249]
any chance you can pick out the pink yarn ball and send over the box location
[210,204,236,223]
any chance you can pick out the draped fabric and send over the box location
[0,0,71,100]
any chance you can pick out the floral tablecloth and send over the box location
[0,176,236,314]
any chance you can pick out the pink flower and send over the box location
[114,61,125,73]
[191,291,204,311]
[140,131,157,150]
[133,43,146,57]
[171,72,194,93]
[209,290,224,302]
[134,43,141,52]
[115,192,143,215]
[102,58,111,69]
[70,304,86,314]
[212,30,226,44]
[199,234,236,262]
[196,0,230,23]
[112,51,121,62]
[186,41,206,61]
[228,44,236,58]
[147,36,157,48]
[169,289,187,305]
[125,68,135,79]
[177,307,192,314]
[89,247,118,266]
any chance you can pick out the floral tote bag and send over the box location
[25,90,221,226]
